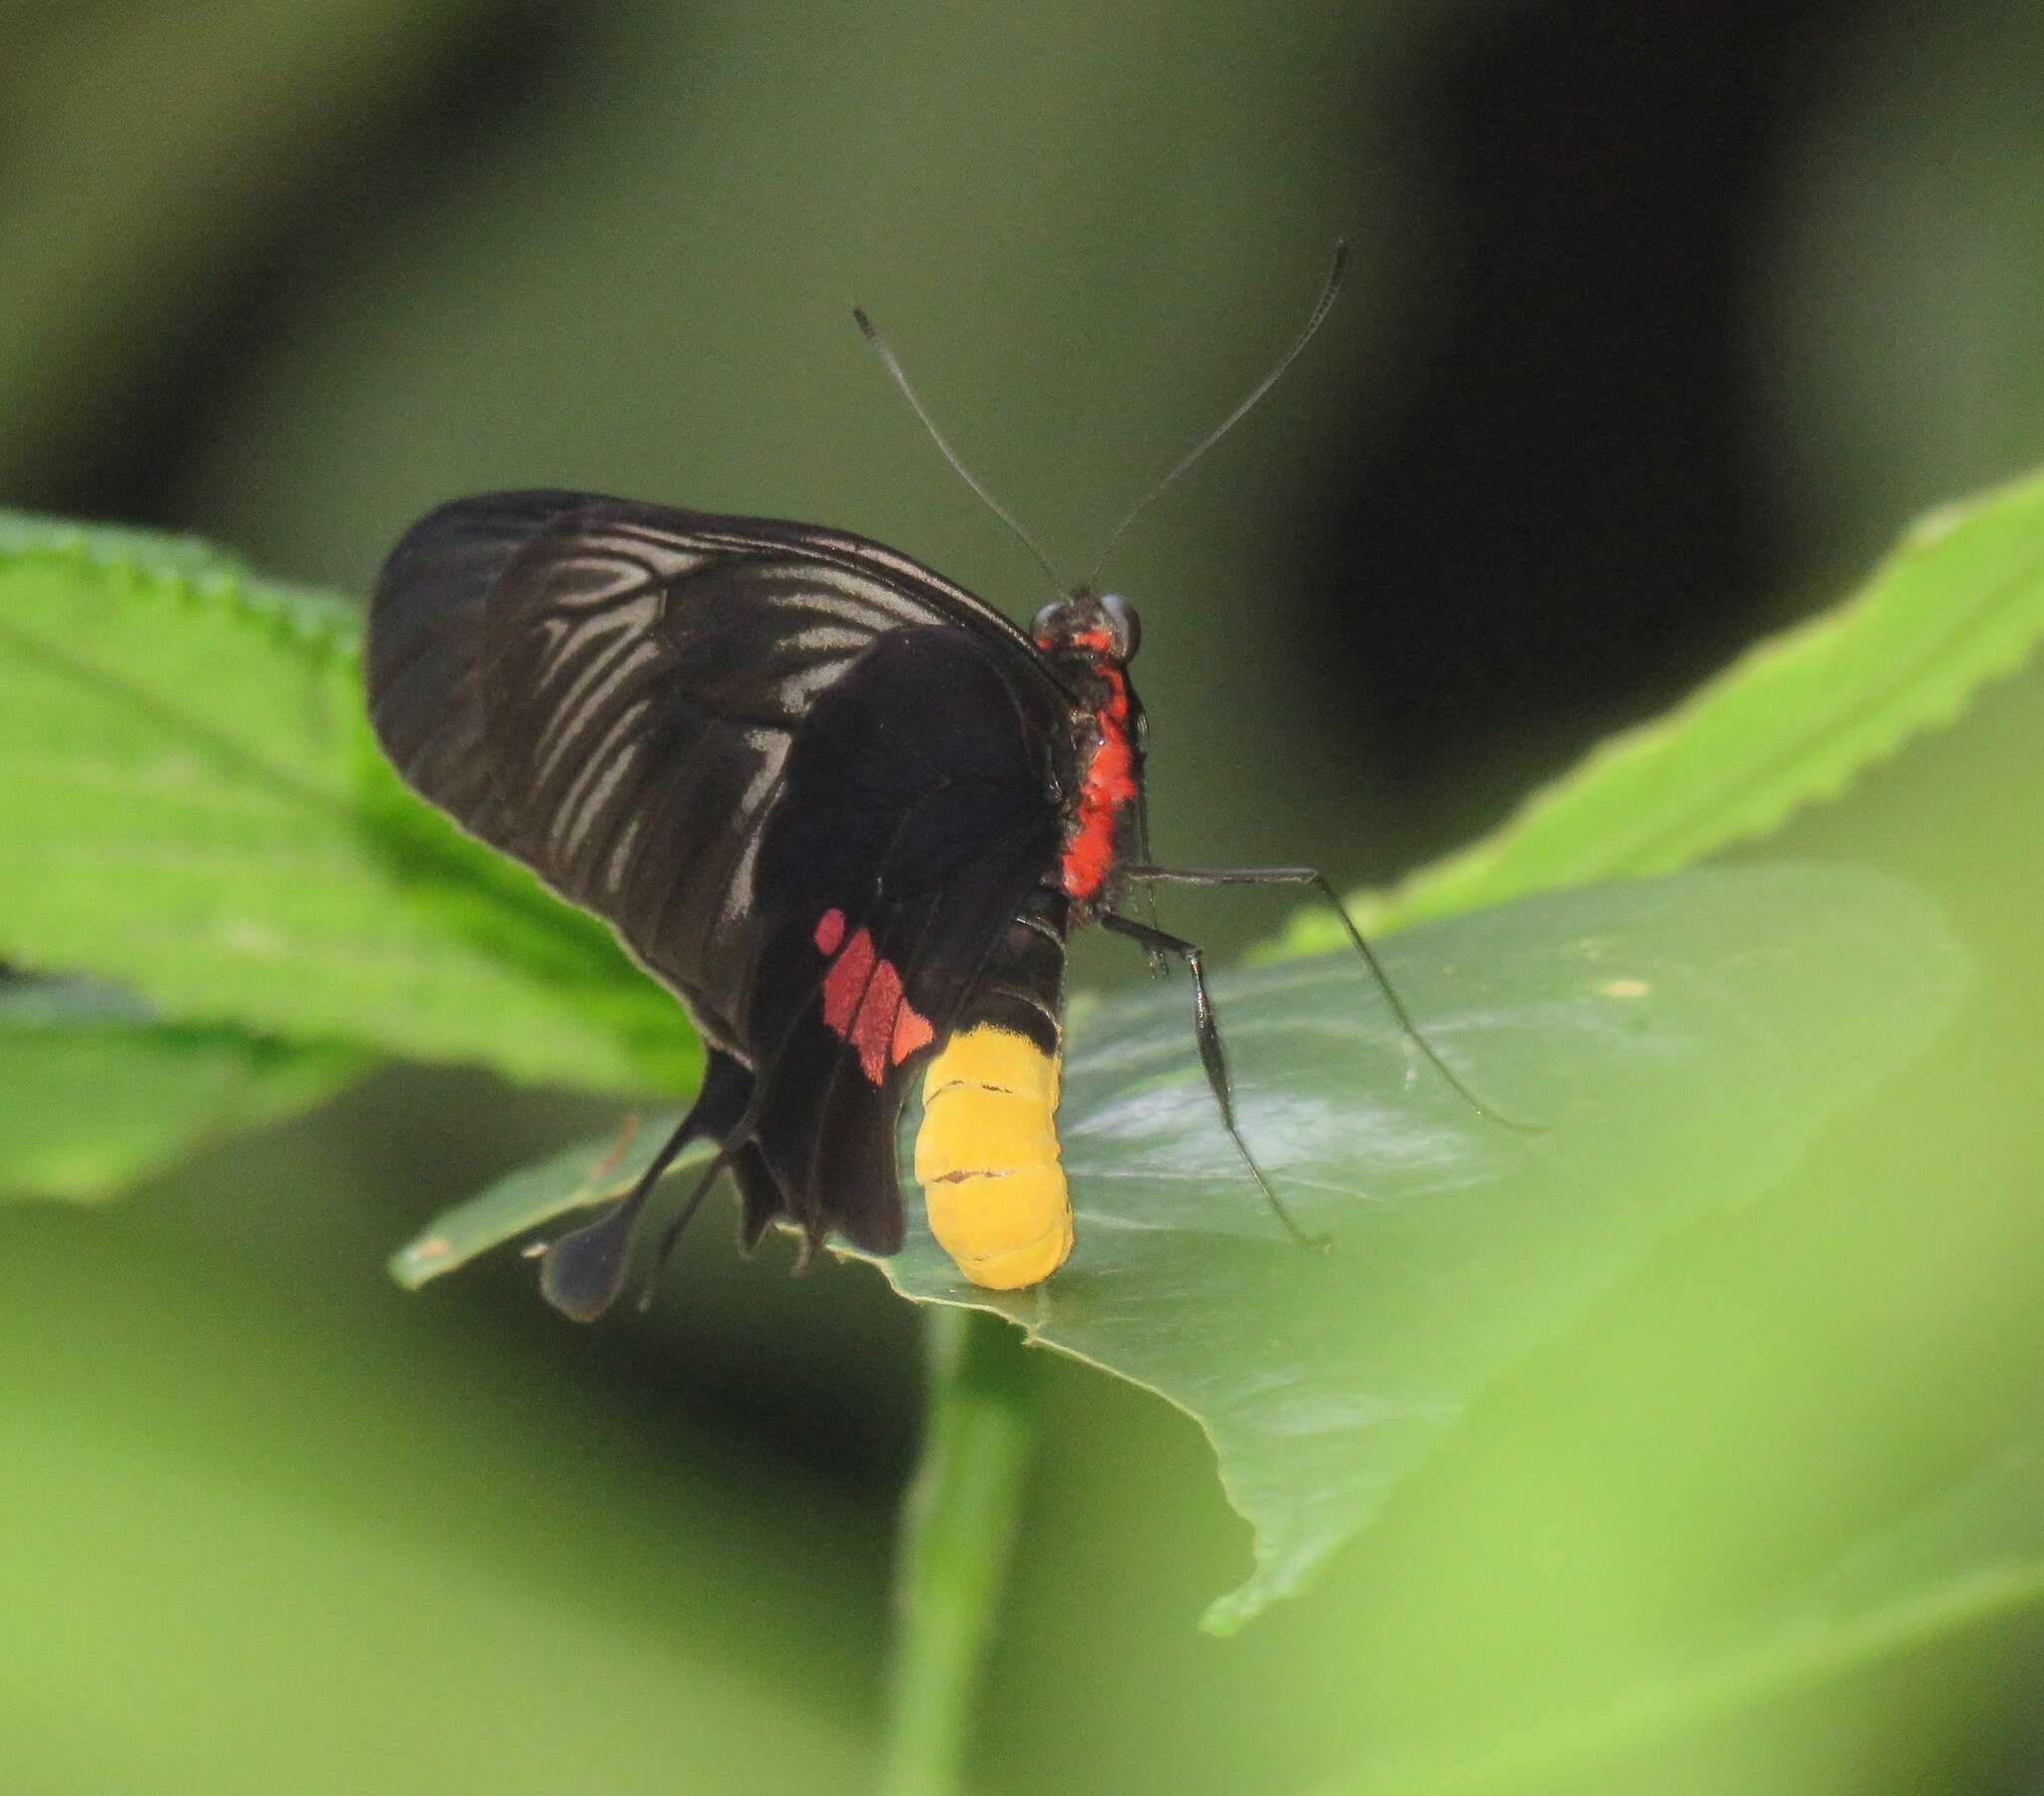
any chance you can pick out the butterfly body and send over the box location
[916,1021,1070,1288]
[368,490,1151,1303]
[359,247,1473,1317]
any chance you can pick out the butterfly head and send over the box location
[1031,589,1142,666]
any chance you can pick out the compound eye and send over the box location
[1100,592,1142,661]
[1031,600,1065,642]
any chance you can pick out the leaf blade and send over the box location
[0,514,692,1094]
[1310,1441,2044,1796]
[0,978,367,1201]
[1281,469,2044,950]
[398,865,1972,1629]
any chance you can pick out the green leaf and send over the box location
[1280,468,2044,952]
[387,1116,682,1290]
[1312,1439,2044,1796]
[392,864,1970,1629]
[0,514,691,1093]
[0,979,366,1202]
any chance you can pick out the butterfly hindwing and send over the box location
[738,626,1066,1254]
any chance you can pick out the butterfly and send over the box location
[364,244,1494,1319]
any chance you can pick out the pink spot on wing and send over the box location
[891,1002,935,1065]
[847,953,905,1085]
[820,925,874,1038]
[813,916,936,1086]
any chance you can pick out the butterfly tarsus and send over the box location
[1118,863,1542,1136]
[1099,909,1329,1252]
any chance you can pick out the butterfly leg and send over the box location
[1099,910,1326,1250]
[539,1050,755,1321]
[1119,864,1533,1132]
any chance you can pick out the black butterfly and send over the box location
[365,247,1492,1318]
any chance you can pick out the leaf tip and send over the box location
[1198,1588,1255,1637]
[388,1232,455,1290]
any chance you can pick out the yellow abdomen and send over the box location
[914,1026,1073,1290]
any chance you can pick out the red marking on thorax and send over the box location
[1042,626,1138,902]
[814,909,934,1084]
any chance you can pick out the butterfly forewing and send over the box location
[367,490,1073,1257]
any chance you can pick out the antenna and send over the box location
[852,306,1066,593]
[1083,239,1350,588]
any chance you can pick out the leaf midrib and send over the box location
[0,606,352,822]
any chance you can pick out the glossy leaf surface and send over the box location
[397,864,1969,1628]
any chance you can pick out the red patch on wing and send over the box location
[814,912,935,1085]
[890,1002,935,1064]
[819,925,875,1038]
[846,955,908,1083]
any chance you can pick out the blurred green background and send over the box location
[3,2,2042,1791]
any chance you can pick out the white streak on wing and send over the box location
[718,730,787,918]
[781,618,876,656]
[536,633,660,784]
[549,548,702,611]
[783,563,887,603]
[542,600,655,691]
[723,829,765,927]
[775,563,925,629]
[554,697,648,863]
[602,811,645,898]
[772,654,860,712]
